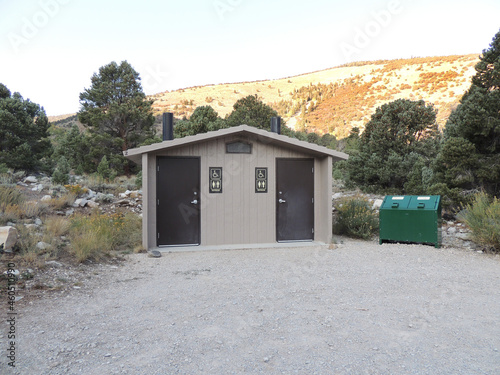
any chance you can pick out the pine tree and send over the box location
[439,29,500,196]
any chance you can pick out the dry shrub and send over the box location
[45,216,71,237]
[69,211,142,262]
[458,192,500,252]
[334,196,379,240]
[48,193,76,210]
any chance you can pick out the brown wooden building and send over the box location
[124,124,348,250]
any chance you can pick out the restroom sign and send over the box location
[255,167,268,193]
[209,167,222,193]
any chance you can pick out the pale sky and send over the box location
[1,0,499,116]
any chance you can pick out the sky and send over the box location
[1,0,499,116]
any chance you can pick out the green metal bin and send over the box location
[379,195,442,248]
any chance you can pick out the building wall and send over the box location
[142,134,333,249]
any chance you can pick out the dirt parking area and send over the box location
[5,240,500,374]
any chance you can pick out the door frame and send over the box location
[276,158,315,242]
[156,156,201,247]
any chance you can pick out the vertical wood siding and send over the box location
[144,134,332,248]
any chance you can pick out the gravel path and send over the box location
[5,240,500,374]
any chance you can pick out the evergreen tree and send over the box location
[437,29,500,196]
[345,99,439,193]
[78,61,156,175]
[0,83,52,171]
[226,95,279,129]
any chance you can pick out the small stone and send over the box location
[32,184,44,192]
[36,242,51,250]
[447,226,457,234]
[66,209,74,216]
[263,357,270,363]
[372,199,383,210]
[35,218,43,226]
[41,195,52,202]
[148,250,162,258]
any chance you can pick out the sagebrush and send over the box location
[458,192,500,252]
[334,197,379,240]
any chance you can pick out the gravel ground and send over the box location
[4,240,500,375]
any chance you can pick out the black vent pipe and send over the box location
[270,117,281,134]
[162,112,174,141]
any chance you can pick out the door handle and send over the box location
[279,199,286,203]
[191,199,198,205]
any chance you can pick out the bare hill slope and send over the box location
[150,54,479,137]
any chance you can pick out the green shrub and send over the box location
[334,196,379,239]
[458,192,500,252]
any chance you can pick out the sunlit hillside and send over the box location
[49,55,479,139]
[149,54,479,138]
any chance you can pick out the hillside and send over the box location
[149,54,479,138]
[49,54,479,138]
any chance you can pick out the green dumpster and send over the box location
[379,195,442,248]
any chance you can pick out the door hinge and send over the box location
[157,199,160,206]
[158,233,160,239]
[312,198,314,203]
[312,228,314,234]
[312,167,314,173]
[157,165,160,172]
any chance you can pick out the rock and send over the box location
[0,226,18,252]
[87,201,99,209]
[148,250,162,258]
[116,199,131,206]
[332,193,343,200]
[73,198,89,207]
[447,226,457,234]
[372,199,383,210]
[86,189,96,199]
[24,176,38,184]
[35,218,43,226]
[65,209,75,216]
[41,195,52,202]
[129,191,141,199]
[455,232,470,240]
[32,184,44,192]
[36,242,51,250]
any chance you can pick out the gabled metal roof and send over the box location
[123,124,348,164]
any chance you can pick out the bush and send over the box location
[334,197,379,239]
[458,192,500,252]
[69,211,142,262]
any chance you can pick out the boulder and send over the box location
[24,176,38,184]
[0,226,18,252]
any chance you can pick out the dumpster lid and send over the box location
[407,195,440,210]
[380,196,412,209]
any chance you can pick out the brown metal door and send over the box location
[276,158,314,242]
[157,157,200,246]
